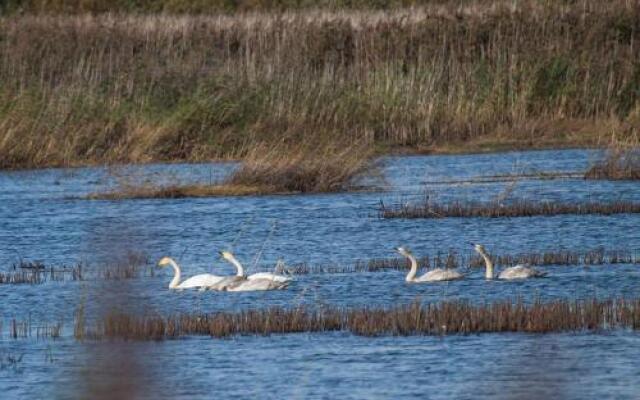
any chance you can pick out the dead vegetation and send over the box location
[0,256,154,285]
[72,298,640,340]
[87,140,377,198]
[1,2,639,169]
[379,199,640,219]
[585,146,640,181]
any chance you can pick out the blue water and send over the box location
[1,149,640,398]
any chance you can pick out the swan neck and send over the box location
[479,250,494,279]
[227,255,245,277]
[405,253,418,282]
[168,259,181,288]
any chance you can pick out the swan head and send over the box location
[470,243,487,254]
[219,250,234,261]
[394,247,412,256]
[157,257,172,267]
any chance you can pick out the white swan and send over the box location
[471,243,546,280]
[218,251,292,283]
[157,257,226,290]
[211,251,289,291]
[246,259,293,283]
[395,247,464,282]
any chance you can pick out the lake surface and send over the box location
[1,149,639,399]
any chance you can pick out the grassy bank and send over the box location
[0,1,639,169]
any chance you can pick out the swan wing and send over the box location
[227,278,289,292]
[178,274,225,289]
[499,266,546,280]
[416,269,464,282]
[247,272,292,282]
[207,276,244,291]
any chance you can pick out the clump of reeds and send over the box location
[379,199,640,219]
[223,140,376,194]
[73,297,640,340]
[87,140,377,198]
[585,147,640,180]
[1,2,639,169]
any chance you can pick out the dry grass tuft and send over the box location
[224,141,376,194]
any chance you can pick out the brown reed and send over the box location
[73,297,640,340]
[1,2,639,169]
[379,199,640,219]
[3,318,62,339]
[585,147,640,181]
[87,139,377,198]
[0,259,154,285]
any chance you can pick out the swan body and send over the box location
[247,261,292,282]
[157,257,226,290]
[395,247,464,282]
[498,265,546,280]
[226,278,289,291]
[472,244,546,280]
[247,272,291,282]
[215,251,290,291]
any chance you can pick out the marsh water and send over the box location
[1,149,639,399]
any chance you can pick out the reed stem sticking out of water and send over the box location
[379,199,640,219]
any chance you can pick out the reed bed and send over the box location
[379,199,640,219]
[73,298,640,340]
[272,248,640,275]
[585,147,640,181]
[87,140,377,198]
[0,318,62,339]
[0,260,154,285]
[1,1,639,169]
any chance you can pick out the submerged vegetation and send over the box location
[1,0,639,169]
[379,199,640,219]
[69,298,640,340]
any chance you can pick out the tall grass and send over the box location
[0,1,639,168]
